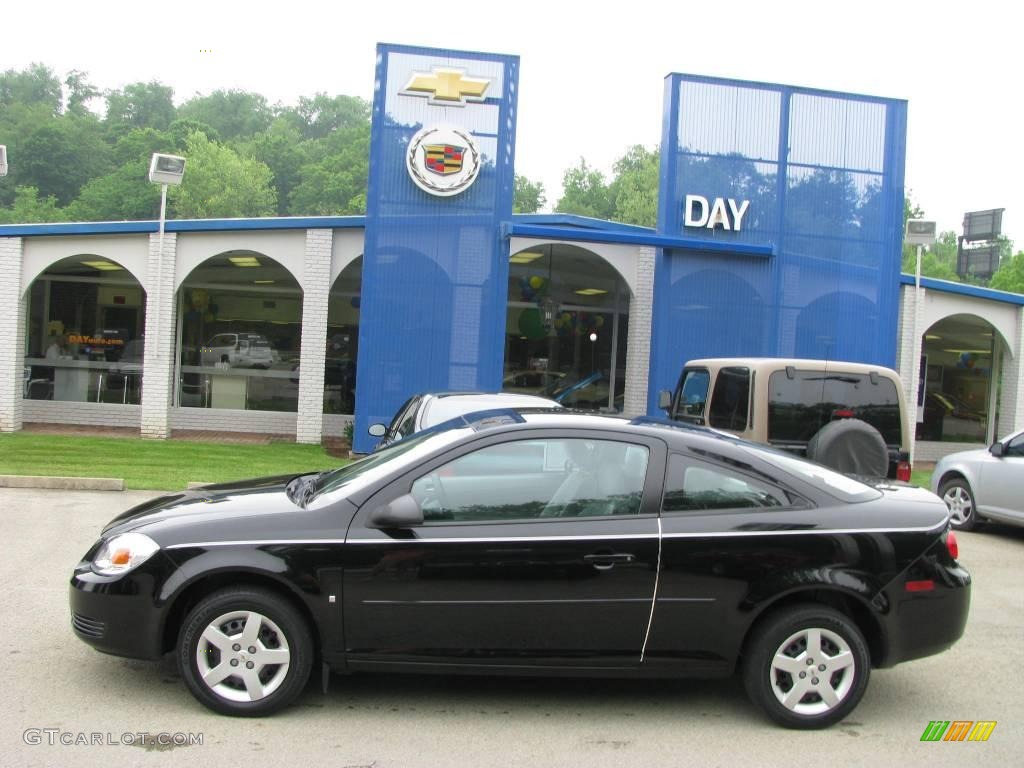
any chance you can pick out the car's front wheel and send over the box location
[938,477,980,531]
[177,587,313,716]
[743,605,870,729]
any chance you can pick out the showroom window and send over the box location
[23,256,146,404]
[325,256,361,415]
[176,251,302,412]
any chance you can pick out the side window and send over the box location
[675,369,710,421]
[396,400,420,439]
[1005,434,1024,457]
[708,366,750,431]
[662,454,790,513]
[386,397,418,440]
[411,438,650,523]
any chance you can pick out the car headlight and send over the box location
[91,533,160,576]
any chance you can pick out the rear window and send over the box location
[768,370,902,446]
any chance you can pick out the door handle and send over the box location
[584,553,636,569]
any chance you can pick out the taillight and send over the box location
[832,409,854,419]
[945,530,959,560]
[896,460,912,482]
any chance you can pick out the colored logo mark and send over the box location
[401,68,490,106]
[920,721,997,742]
[423,144,465,176]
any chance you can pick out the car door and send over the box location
[979,432,1024,521]
[342,429,665,668]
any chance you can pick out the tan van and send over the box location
[659,358,912,480]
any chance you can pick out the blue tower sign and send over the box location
[354,44,520,452]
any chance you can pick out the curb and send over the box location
[0,475,125,491]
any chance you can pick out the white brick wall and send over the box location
[24,401,141,428]
[323,413,354,438]
[171,407,297,435]
[140,231,178,439]
[896,284,925,462]
[0,237,25,432]
[296,229,333,444]
[997,306,1024,439]
[623,246,655,418]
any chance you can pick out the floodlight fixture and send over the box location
[905,219,937,247]
[0,145,7,177]
[148,153,186,186]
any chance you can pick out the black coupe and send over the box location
[70,410,970,728]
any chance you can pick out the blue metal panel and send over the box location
[651,74,908,413]
[353,44,519,452]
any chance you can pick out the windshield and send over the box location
[314,427,466,499]
[740,444,882,503]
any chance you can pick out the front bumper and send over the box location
[68,558,169,660]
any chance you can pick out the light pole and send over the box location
[905,219,937,435]
[0,145,8,178]
[147,154,186,358]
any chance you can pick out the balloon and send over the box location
[517,308,545,340]
[529,275,544,290]
[595,315,605,328]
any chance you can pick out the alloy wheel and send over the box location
[195,610,291,703]
[768,627,856,715]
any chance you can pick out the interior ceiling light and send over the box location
[253,280,275,284]
[510,251,544,264]
[81,260,123,271]
[574,288,607,296]
[229,256,261,267]
[925,334,942,340]
[942,349,992,355]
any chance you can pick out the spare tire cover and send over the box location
[806,418,888,477]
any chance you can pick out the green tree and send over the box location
[67,160,162,221]
[234,119,309,216]
[989,251,1024,294]
[0,186,66,224]
[608,145,659,227]
[14,112,112,205]
[0,63,62,113]
[178,90,273,140]
[901,230,960,281]
[513,175,546,213]
[288,125,370,215]
[64,70,100,114]
[555,158,614,219]
[104,82,176,134]
[280,93,370,140]
[168,132,276,218]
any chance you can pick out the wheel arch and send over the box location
[159,568,322,657]
[738,588,887,670]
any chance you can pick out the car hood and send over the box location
[935,447,987,467]
[101,473,307,539]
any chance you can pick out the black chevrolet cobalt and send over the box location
[70,410,970,728]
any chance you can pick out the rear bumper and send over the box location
[878,561,971,667]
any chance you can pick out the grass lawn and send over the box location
[910,468,934,490]
[0,433,347,491]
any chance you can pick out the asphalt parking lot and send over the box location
[1,487,1021,768]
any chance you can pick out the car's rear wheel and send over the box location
[178,587,313,716]
[938,477,979,531]
[743,605,870,729]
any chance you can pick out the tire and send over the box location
[807,418,889,477]
[938,477,980,532]
[743,604,870,729]
[177,587,314,717]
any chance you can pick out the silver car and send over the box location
[931,429,1024,530]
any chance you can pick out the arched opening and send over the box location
[917,313,1002,444]
[175,250,303,412]
[325,256,361,415]
[23,255,147,404]
[795,291,879,362]
[505,244,630,410]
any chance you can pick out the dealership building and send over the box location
[0,44,1021,457]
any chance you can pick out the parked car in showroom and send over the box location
[70,410,969,727]
[660,358,912,480]
[200,333,275,369]
[368,391,562,449]
[931,428,1024,531]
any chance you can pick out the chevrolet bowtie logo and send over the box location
[401,68,490,106]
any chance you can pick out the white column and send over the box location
[296,229,333,444]
[623,246,655,418]
[140,232,178,439]
[896,284,925,462]
[0,237,26,432]
[997,306,1024,439]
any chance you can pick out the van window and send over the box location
[708,367,750,431]
[767,370,902,446]
[674,368,710,421]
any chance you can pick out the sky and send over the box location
[3,0,1021,242]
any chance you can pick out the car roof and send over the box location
[420,393,563,428]
[684,357,899,376]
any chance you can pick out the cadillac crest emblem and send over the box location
[407,124,481,197]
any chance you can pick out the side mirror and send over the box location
[369,494,424,529]
[368,423,387,437]
[990,441,1004,457]
[658,390,672,412]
